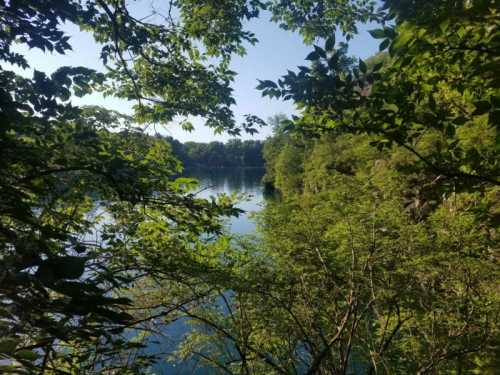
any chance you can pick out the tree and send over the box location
[168,125,498,374]
[167,138,265,168]
[251,0,500,372]
[2,0,498,373]
[261,0,500,190]
[0,0,256,372]
[156,1,500,373]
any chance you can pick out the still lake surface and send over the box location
[188,167,265,235]
[150,167,265,374]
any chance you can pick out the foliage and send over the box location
[238,0,499,372]
[1,0,499,373]
[265,0,383,42]
[167,129,499,374]
[0,0,256,372]
[261,0,500,190]
[156,1,500,374]
[166,137,265,168]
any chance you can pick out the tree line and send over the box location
[1,0,498,374]
[165,137,265,168]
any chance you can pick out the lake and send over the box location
[150,167,265,374]
[188,167,265,234]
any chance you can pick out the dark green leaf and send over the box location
[373,62,383,72]
[15,350,40,361]
[369,29,386,39]
[473,101,491,115]
[314,45,327,58]
[0,338,20,354]
[359,59,367,74]
[305,50,320,61]
[325,35,336,52]
[379,38,390,51]
[37,256,86,281]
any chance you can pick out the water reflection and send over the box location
[184,167,265,235]
[149,167,264,374]
[184,167,264,195]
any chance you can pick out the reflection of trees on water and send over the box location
[183,167,265,194]
[149,168,264,374]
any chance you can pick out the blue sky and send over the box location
[8,4,379,142]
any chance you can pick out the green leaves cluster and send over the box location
[235,0,499,372]
[171,127,498,374]
[261,2,500,190]
[167,137,265,168]
[1,0,499,373]
[157,1,499,374]
[0,0,257,372]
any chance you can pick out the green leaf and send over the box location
[379,38,390,51]
[325,35,336,52]
[15,350,40,361]
[383,103,399,113]
[439,19,450,33]
[369,29,386,39]
[180,120,194,132]
[174,177,198,186]
[97,309,134,323]
[256,80,278,90]
[359,59,367,74]
[314,45,326,58]
[305,50,320,61]
[472,101,491,115]
[0,338,20,354]
[307,46,327,61]
[51,281,102,297]
[37,256,87,281]
[373,62,383,72]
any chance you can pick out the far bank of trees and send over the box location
[165,137,265,168]
[1,0,498,374]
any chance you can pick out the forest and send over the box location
[0,0,499,374]
[166,137,265,168]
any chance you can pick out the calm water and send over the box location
[149,167,265,374]
[188,167,265,234]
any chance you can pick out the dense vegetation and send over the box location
[254,122,499,374]
[0,0,498,374]
[166,137,265,168]
[0,0,249,372]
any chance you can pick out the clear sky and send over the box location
[8,3,379,143]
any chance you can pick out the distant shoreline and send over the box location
[183,164,265,169]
